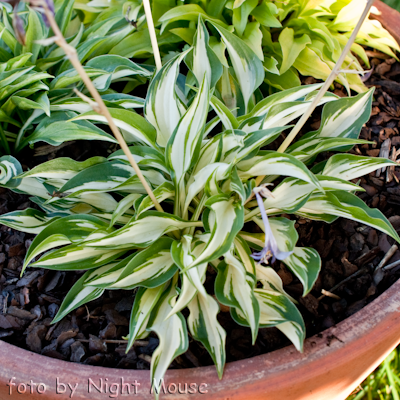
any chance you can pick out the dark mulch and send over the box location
[0,52,400,370]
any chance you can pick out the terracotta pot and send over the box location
[1,2,400,399]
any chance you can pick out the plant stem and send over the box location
[143,0,162,72]
[41,3,164,213]
[277,0,375,154]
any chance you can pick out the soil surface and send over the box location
[0,53,400,370]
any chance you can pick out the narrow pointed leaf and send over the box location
[52,271,104,324]
[187,293,226,378]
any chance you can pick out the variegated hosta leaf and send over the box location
[21,120,117,149]
[18,157,107,180]
[259,93,337,132]
[242,217,298,257]
[23,214,112,274]
[55,161,163,197]
[302,88,374,140]
[245,178,315,219]
[282,247,321,296]
[144,51,189,147]
[234,287,305,351]
[0,155,22,187]
[215,251,259,343]
[211,23,264,113]
[238,152,322,190]
[0,209,63,234]
[148,279,189,400]
[168,235,208,317]
[287,137,372,164]
[297,191,400,242]
[242,83,324,122]
[109,193,140,228]
[84,256,134,288]
[186,195,244,270]
[107,146,168,174]
[321,154,398,181]
[225,127,288,163]
[210,95,239,132]
[72,108,157,147]
[110,238,177,289]
[87,55,152,91]
[245,176,363,220]
[136,182,175,216]
[126,286,164,352]
[255,264,295,302]
[85,211,200,250]
[254,288,305,352]
[184,162,231,214]
[166,75,210,204]
[190,17,222,87]
[193,131,244,176]
[52,271,104,324]
[30,238,127,271]
[187,293,226,378]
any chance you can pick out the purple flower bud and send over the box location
[251,185,293,265]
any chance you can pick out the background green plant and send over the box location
[381,0,400,12]
[348,348,400,400]
[0,0,159,154]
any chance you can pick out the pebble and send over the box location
[104,309,129,326]
[349,233,365,253]
[70,341,86,363]
[89,334,107,354]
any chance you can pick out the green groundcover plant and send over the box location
[0,0,161,154]
[0,14,399,397]
[80,0,400,93]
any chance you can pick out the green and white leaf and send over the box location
[282,247,321,296]
[238,152,322,190]
[110,238,178,289]
[211,23,264,113]
[187,292,226,378]
[85,212,200,249]
[186,195,244,270]
[0,209,62,234]
[216,250,259,343]
[72,108,157,146]
[144,51,189,147]
[148,280,188,400]
[126,286,164,352]
[297,191,400,242]
[321,154,397,181]
[52,271,104,324]
[23,214,111,273]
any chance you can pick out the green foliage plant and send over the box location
[0,1,399,395]
[0,0,160,154]
[148,0,400,93]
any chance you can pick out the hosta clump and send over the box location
[0,0,157,154]
[1,20,399,396]
[111,0,400,93]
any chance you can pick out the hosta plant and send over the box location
[0,0,158,154]
[101,0,400,93]
[1,17,399,398]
